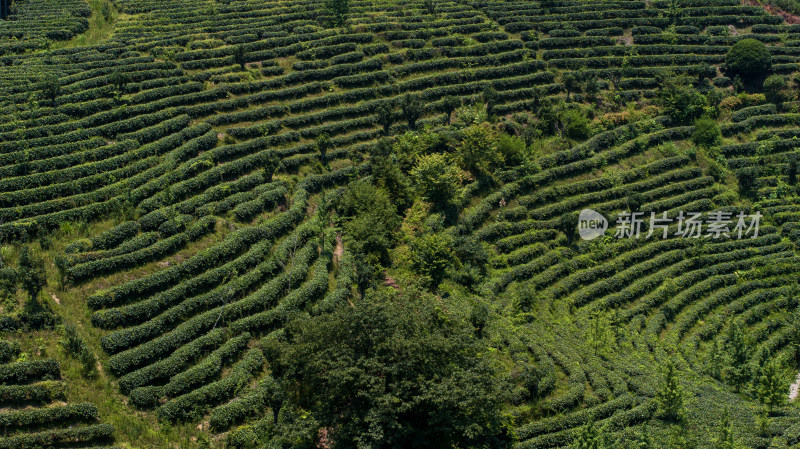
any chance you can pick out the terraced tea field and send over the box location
[2,0,800,447]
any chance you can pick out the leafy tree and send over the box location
[715,410,736,449]
[692,117,721,148]
[696,62,715,84]
[726,38,772,79]
[19,246,46,301]
[658,80,707,124]
[587,309,614,358]
[666,0,684,24]
[726,319,752,392]
[558,212,578,245]
[376,101,394,135]
[263,151,280,182]
[584,75,601,103]
[411,153,462,209]
[315,133,330,166]
[60,324,97,378]
[233,44,247,69]
[483,85,501,116]
[656,359,685,422]
[755,409,771,437]
[441,95,461,126]
[557,107,590,140]
[401,93,424,130]
[19,247,56,330]
[337,180,401,265]
[368,139,412,210]
[497,133,527,166]
[470,302,489,338]
[705,338,726,380]
[562,72,581,101]
[455,123,503,175]
[755,359,786,413]
[109,70,130,93]
[38,74,60,106]
[736,167,758,196]
[0,267,16,304]
[763,75,788,104]
[410,232,455,290]
[324,0,349,27]
[263,287,513,449]
[570,419,604,449]
[424,0,436,15]
[626,192,644,212]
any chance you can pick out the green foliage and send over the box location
[410,232,456,290]
[400,92,424,130]
[455,123,503,175]
[315,132,330,166]
[656,360,684,422]
[725,38,772,78]
[497,133,527,166]
[264,286,512,448]
[337,180,401,265]
[658,80,707,124]
[562,72,581,101]
[18,246,46,301]
[559,107,590,140]
[483,85,502,116]
[725,320,752,392]
[570,419,605,449]
[763,75,788,104]
[60,324,97,378]
[324,0,349,27]
[755,359,786,412]
[424,0,436,15]
[442,95,461,125]
[714,410,736,449]
[37,74,60,106]
[411,153,462,209]
[233,44,247,69]
[376,101,394,135]
[587,309,614,358]
[369,139,413,209]
[691,117,721,148]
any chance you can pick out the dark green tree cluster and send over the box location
[263,286,513,449]
[324,0,349,27]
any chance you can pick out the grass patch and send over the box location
[53,0,121,49]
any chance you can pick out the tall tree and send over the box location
[726,320,752,392]
[19,246,46,301]
[755,359,786,413]
[656,359,685,422]
[376,100,394,135]
[441,95,461,126]
[715,410,736,449]
[400,93,424,130]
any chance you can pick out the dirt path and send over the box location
[789,372,800,400]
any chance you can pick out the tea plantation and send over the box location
[2,0,800,447]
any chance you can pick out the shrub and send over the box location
[692,118,721,148]
[726,38,772,78]
[763,75,788,104]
